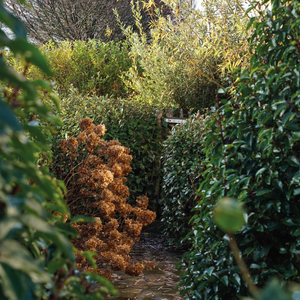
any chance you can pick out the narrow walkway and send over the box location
[106,225,185,300]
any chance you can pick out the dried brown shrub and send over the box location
[58,118,156,278]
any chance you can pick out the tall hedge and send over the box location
[51,95,167,207]
[161,115,208,247]
[177,0,300,299]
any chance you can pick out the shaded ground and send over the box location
[104,222,186,300]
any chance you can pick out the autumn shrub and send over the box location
[8,39,133,98]
[161,114,209,247]
[58,118,156,277]
[51,94,167,205]
[177,0,300,299]
[0,3,117,299]
[121,0,250,112]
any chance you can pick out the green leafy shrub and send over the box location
[161,114,208,247]
[177,0,300,299]
[0,3,117,299]
[121,0,250,112]
[8,39,133,98]
[50,94,167,206]
[215,198,300,300]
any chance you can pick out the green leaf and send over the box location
[205,266,215,276]
[0,102,22,131]
[256,189,272,196]
[81,251,97,269]
[220,275,229,287]
[274,103,288,119]
[8,40,51,75]
[230,273,241,286]
[82,272,118,295]
[47,258,66,274]
[0,240,50,283]
[293,229,300,236]
[287,156,300,167]
[256,166,268,178]
[55,223,79,237]
[0,2,27,39]
[70,215,96,224]
[259,279,290,300]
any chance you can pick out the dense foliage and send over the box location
[215,198,300,300]
[177,0,300,299]
[122,0,250,112]
[161,114,208,247]
[51,95,167,207]
[0,2,117,299]
[7,40,133,98]
[58,118,156,277]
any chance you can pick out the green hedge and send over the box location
[177,0,300,299]
[51,95,167,206]
[8,39,133,98]
[161,114,208,247]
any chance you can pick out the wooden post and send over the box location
[180,108,183,118]
[166,107,173,118]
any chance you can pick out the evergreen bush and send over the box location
[161,114,208,247]
[177,0,300,299]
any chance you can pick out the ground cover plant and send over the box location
[177,0,300,299]
[57,118,156,277]
[0,2,117,299]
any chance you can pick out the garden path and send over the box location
[103,222,186,300]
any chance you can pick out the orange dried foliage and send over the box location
[58,118,156,278]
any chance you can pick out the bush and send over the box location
[121,0,250,112]
[9,39,133,98]
[51,95,167,207]
[0,3,117,299]
[58,118,156,277]
[177,0,300,299]
[161,114,208,247]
